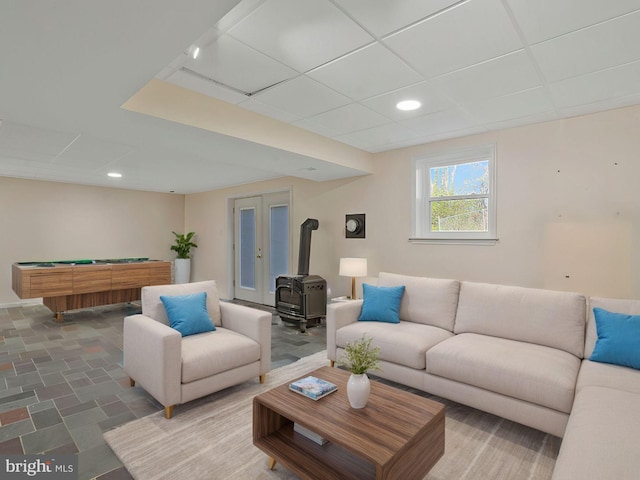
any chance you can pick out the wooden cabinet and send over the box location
[12,260,172,321]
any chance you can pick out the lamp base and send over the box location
[351,277,356,300]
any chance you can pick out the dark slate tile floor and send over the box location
[0,301,326,479]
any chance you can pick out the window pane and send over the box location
[240,208,255,289]
[430,160,489,197]
[431,198,488,232]
[269,205,289,292]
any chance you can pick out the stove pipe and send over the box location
[297,218,319,275]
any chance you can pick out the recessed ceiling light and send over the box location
[107,172,122,178]
[396,100,421,111]
[188,45,200,60]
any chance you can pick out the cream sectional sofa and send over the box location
[327,273,640,479]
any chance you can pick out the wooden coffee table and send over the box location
[253,366,445,480]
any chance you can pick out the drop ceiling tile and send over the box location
[507,0,640,44]
[293,103,390,137]
[165,70,248,104]
[308,43,423,101]
[559,93,640,119]
[485,111,559,132]
[549,59,640,109]
[431,50,541,104]
[399,108,478,136]
[248,75,351,118]
[464,87,556,124]
[335,122,420,151]
[333,0,460,37]
[531,10,640,83]
[0,121,77,163]
[182,34,297,94]
[237,97,302,123]
[227,0,373,73]
[361,81,453,121]
[384,0,522,78]
[54,134,134,168]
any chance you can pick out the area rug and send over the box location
[104,351,560,479]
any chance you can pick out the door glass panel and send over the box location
[269,205,289,292]
[240,208,255,289]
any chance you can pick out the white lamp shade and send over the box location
[339,257,367,277]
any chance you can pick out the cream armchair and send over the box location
[123,280,271,419]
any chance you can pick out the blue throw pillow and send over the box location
[358,284,405,324]
[160,291,215,337]
[590,307,640,370]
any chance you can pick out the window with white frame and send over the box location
[412,144,497,243]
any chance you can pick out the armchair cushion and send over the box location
[160,292,215,337]
[142,280,222,327]
[181,328,261,383]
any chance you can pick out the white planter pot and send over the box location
[347,373,370,409]
[174,258,191,284]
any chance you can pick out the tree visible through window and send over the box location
[413,145,496,242]
[430,160,489,232]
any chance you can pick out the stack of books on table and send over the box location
[293,422,328,446]
[289,376,337,400]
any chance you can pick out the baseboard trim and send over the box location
[0,299,43,309]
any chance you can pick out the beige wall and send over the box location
[187,104,640,300]
[1,177,185,305]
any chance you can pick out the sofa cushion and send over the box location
[552,386,640,480]
[576,359,640,395]
[358,284,405,323]
[590,307,640,369]
[378,272,459,331]
[142,280,222,327]
[160,292,215,337]
[426,333,580,413]
[585,297,640,358]
[336,321,453,370]
[181,327,260,383]
[454,282,586,357]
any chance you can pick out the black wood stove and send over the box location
[275,218,327,332]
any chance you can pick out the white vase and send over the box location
[347,373,370,409]
[174,258,191,284]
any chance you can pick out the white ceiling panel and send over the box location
[54,135,134,168]
[0,121,77,164]
[384,0,522,78]
[333,0,460,37]
[182,34,297,94]
[400,108,477,137]
[549,60,640,109]
[485,111,559,132]
[237,97,302,123]
[227,0,373,73]
[507,0,640,44]
[249,75,351,118]
[165,70,248,104]
[293,103,389,137]
[431,50,542,104]
[335,122,419,150]
[465,87,555,124]
[531,10,640,83]
[559,93,640,119]
[308,43,423,100]
[361,82,453,121]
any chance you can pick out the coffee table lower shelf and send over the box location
[255,422,375,480]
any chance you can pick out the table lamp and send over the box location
[339,258,367,299]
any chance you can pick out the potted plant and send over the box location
[171,231,197,284]
[338,335,381,408]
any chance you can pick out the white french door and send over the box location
[233,192,289,306]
